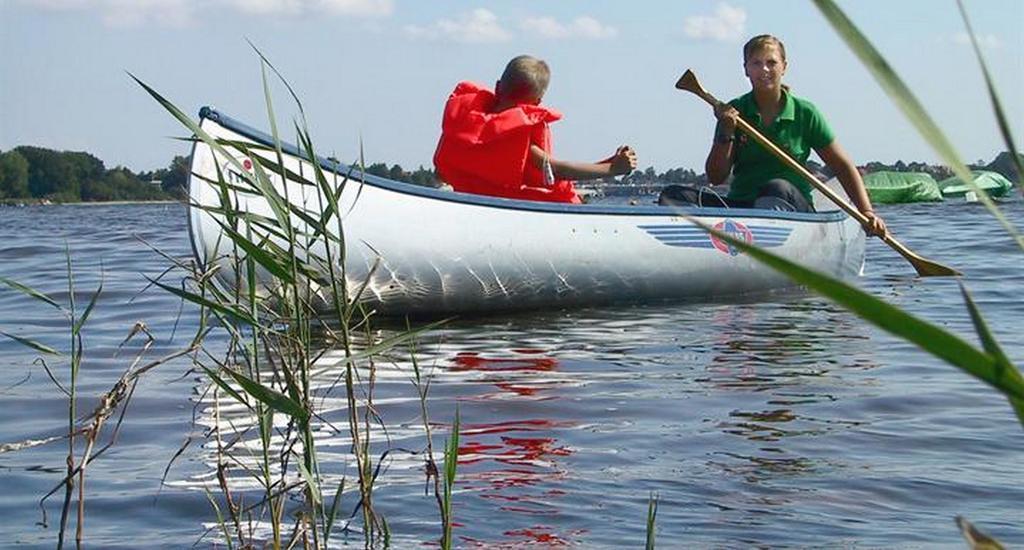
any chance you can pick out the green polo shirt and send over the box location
[725,90,834,202]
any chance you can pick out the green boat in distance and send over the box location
[938,170,1015,201]
[862,171,943,204]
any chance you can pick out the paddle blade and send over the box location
[675,70,699,93]
[675,69,718,108]
[883,234,962,277]
[910,256,962,277]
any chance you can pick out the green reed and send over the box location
[441,406,460,550]
[1,255,196,548]
[133,45,455,547]
[682,0,1022,545]
[806,0,1024,425]
[812,0,1022,248]
[645,492,659,550]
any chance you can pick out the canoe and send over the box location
[938,170,1014,200]
[187,107,866,316]
[862,171,942,204]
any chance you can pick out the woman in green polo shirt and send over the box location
[703,34,886,236]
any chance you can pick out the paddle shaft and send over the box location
[680,71,960,276]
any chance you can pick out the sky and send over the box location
[1,0,1021,175]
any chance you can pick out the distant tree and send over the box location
[17,146,78,198]
[81,179,115,202]
[387,164,405,181]
[0,150,30,198]
[365,162,389,178]
[408,166,439,187]
[160,155,189,198]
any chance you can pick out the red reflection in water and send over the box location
[451,352,560,398]
[444,351,581,546]
[460,526,588,548]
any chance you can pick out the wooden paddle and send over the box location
[675,69,960,277]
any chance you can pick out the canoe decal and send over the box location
[638,221,792,255]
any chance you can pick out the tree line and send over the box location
[0,146,186,203]
[2,145,1018,204]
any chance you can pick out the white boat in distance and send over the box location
[188,107,866,316]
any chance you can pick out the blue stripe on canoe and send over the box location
[638,224,792,249]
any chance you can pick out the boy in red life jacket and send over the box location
[433,55,637,203]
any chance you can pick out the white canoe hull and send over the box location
[188,108,865,315]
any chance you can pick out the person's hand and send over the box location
[713,102,739,134]
[862,210,887,237]
[610,145,637,175]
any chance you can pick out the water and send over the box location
[0,200,1021,548]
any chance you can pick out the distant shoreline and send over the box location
[0,199,182,207]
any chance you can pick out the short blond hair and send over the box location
[498,55,550,102]
[743,34,787,63]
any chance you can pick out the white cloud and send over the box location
[100,0,195,27]
[222,0,304,16]
[521,15,617,40]
[17,0,194,26]
[16,0,91,8]
[404,9,511,43]
[220,0,392,17]
[683,3,746,42]
[315,0,392,17]
[15,0,392,27]
[952,31,1000,50]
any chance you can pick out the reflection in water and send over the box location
[451,352,563,399]
[175,297,887,546]
[447,352,577,545]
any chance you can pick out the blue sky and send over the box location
[1,0,1021,174]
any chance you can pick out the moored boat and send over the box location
[862,171,943,204]
[188,107,866,315]
[938,170,1014,200]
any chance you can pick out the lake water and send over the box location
[0,200,1021,548]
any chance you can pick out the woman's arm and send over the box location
[529,144,636,181]
[817,140,887,236]
[704,104,739,185]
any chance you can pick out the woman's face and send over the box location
[744,44,787,93]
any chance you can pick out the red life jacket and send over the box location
[433,81,581,203]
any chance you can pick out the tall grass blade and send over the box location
[441,407,460,550]
[958,284,1024,424]
[0,277,62,310]
[220,363,310,423]
[248,39,305,119]
[212,220,295,284]
[296,457,323,506]
[646,492,658,550]
[203,489,235,550]
[145,278,261,327]
[695,220,1024,425]
[811,0,1023,250]
[72,281,103,337]
[955,0,1024,197]
[324,479,346,540]
[198,365,249,410]
[0,330,63,356]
